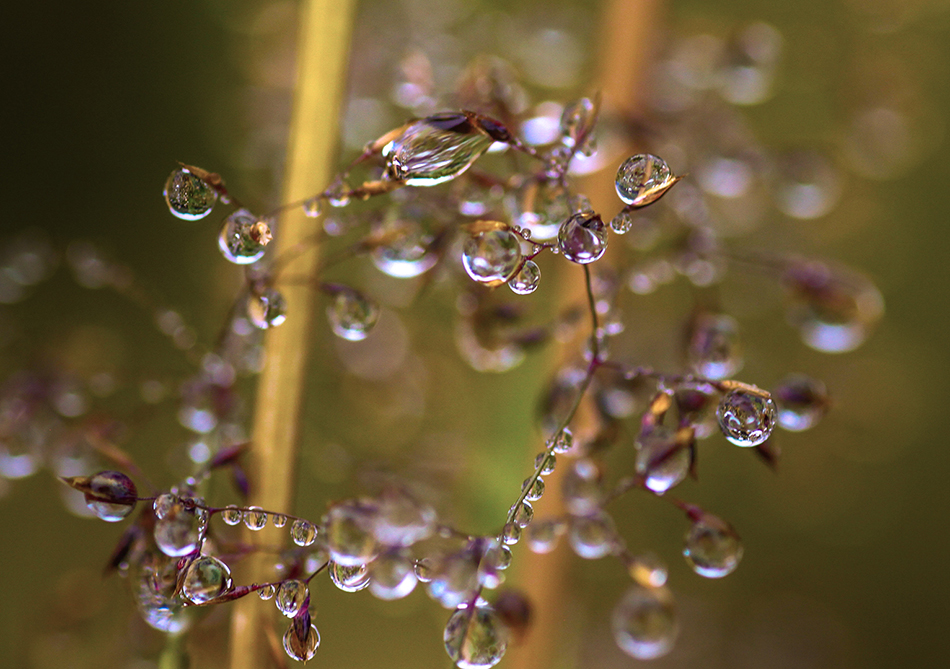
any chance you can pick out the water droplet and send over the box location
[384,113,494,186]
[258,584,276,600]
[635,427,691,494]
[534,452,556,475]
[560,97,596,148]
[609,210,634,234]
[511,179,571,241]
[371,490,437,547]
[369,551,418,600]
[774,150,840,220]
[684,514,743,578]
[370,220,438,278]
[303,197,323,218]
[73,471,137,522]
[221,505,242,526]
[283,621,320,662]
[325,501,377,567]
[507,260,540,295]
[428,549,480,608]
[562,459,602,517]
[612,585,678,659]
[443,604,510,669]
[329,561,371,592]
[271,513,288,528]
[521,477,545,502]
[290,519,318,547]
[243,506,268,531]
[557,213,607,264]
[414,559,433,583]
[502,521,521,545]
[687,313,743,380]
[552,428,574,454]
[164,167,216,220]
[717,389,776,447]
[182,555,232,604]
[327,288,379,341]
[512,501,534,529]
[276,579,309,617]
[773,374,828,432]
[614,154,678,207]
[248,289,287,329]
[627,553,668,588]
[568,512,619,559]
[154,502,200,557]
[153,493,177,520]
[527,519,565,554]
[462,229,522,284]
[218,209,271,265]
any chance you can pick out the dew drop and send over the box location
[329,561,371,592]
[568,512,619,560]
[154,503,200,557]
[370,220,438,278]
[443,604,510,669]
[283,622,320,662]
[327,287,379,341]
[557,213,608,264]
[627,553,668,588]
[773,374,828,432]
[164,167,217,221]
[243,506,268,531]
[687,313,743,380]
[153,493,177,520]
[534,452,556,475]
[716,389,776,447]
[612,585,678,660]
[271,513,288,529]
[527,519,564,554]
[79,470,138,522]
[258,584,276,600]
[218,209,271,265]
[521,477,545,502]
[614,154,678,207]
[220,505,242,526]
[384,113,494,186]
[303,197,323,218]
[562,459,602,517]
[462,229,523,284]
[325,501,377,567]
[552,428,573,454]
[369,551,418,600]
[684,514,743,578]
[512,501,534,529]
[609,210,634,234]
[635,427,691,494]
[276,579,309,617]
[507,260,540,295]
[248,289,287,329]
[182,555,232,604]
[290,519,317,547]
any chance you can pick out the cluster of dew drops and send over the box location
[53,81,878,668]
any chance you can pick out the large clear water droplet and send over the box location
[283,621,320,662]
[562,458,602,516]
[243,506,268,531]
[384,113,494,186]
[687,313,743,380]
[615,154,678,207]
[558,213,607,264]
[369,551,418,600]
[248,289,287,329]
[182,555,232,604]
[568,512,619,560]
[635,427,690,494]
[327,288,379,341]
[371,490,436,548]
[462,229,523,284]
[612,585,678,660]
[276,579,309,617]
[443,604,510,669]
[164,167,217,220]
[428,550,480,609]
[153,493,177,520]
[716,389,776,447]
[325,501,377,567]
[218,209,271,265]
[329,561,371,592]
[508,260,540,295]
[528,519,565,554]
[291,519,318,547]
[370,220,438,278]
[773,374,828,432]
[154,502,200,557]
[79,471,138,522]
[220,505,242,526]
[683,515,743,578]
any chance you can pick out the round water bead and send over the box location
[427,551,480,609]
[558,213,608,264]
[521,476,545,502]
[716,389,776,447]
[462,229,522,284]
[384,112,495,186]
[369,551,418,600]
[182,555,232,604]
[370,220,437,278]
[243,506,268,531]
[773,374,828,432]
[153,493,177,520]
[82,471,138,522]
[276,580,309,617]
[527,519,565,554]
[290,519,318,547]
[327,288,379,341]
[614,154,678,207]
[325,501,377,567]
[687,313,743,380]
[154,503,201,557]
[508,260,541,295]
[371,491,437,548]
[612,585,678,660]
[220,505,242,526]
[248,289,286,329]
[562,458,603,517]
[502,521,522,545]
[534,452,556,475]
[283,622,320,662]
[164,167,217,221]
[512,501,534,529]
[635,427,691,494]
[271,513,288,528]
[609,209,634,234]
[684,515,743,578]
[329,561,371,592]
[258,584,276,600]
[443,604,510,669]
[568,512,619,560]
[552,428,574,454]
[218,209,270,265]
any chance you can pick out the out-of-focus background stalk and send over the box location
[3,0,950,667]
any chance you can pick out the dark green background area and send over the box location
[2,1,949,667]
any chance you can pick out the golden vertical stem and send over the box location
[506,2,664,669]
[227,1,355,668]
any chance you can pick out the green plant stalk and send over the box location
[227,1,355,667]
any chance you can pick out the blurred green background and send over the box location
[2,0,949,667]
